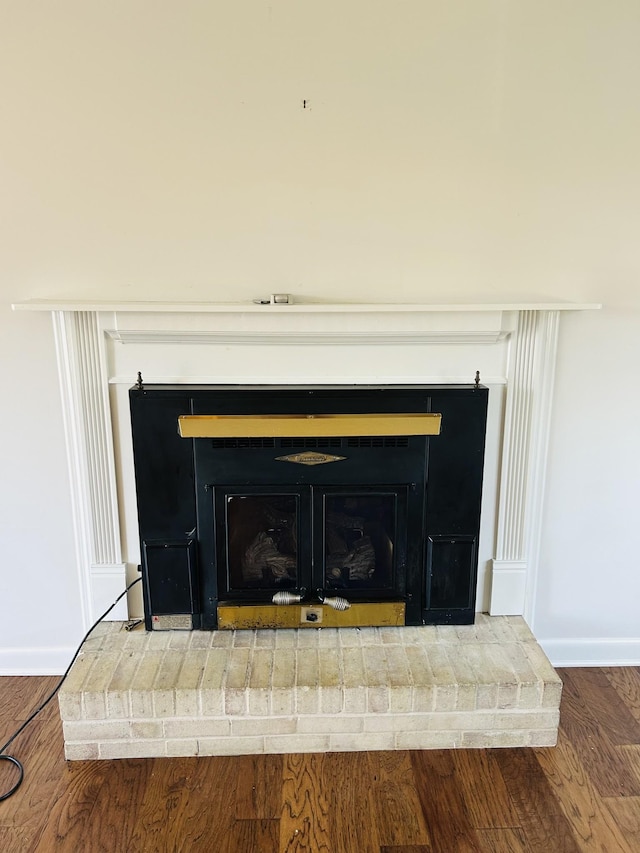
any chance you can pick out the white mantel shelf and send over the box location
[12,299,601,313]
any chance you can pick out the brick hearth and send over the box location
[58,615,561,760]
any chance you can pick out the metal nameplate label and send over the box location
[275,451,346,466]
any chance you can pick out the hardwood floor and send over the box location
[1,668,640,852]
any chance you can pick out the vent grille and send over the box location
[211,438,276,449]
[347,436,410,448]
[211,436,410,450]
[280,438,342,449]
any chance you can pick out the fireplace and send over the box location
[10,298,574,758]
[12,298,593,629]
[130,383,488,630]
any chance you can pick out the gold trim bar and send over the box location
[217,601,406,629]
[178,412,441,438]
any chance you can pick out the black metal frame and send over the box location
[130,384,489,629]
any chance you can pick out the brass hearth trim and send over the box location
[178,413,441,438]
[216,601,406,629]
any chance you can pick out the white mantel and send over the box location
[12,298,600,312]
[13,299,599,634]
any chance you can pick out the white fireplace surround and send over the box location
[14,299,599,634]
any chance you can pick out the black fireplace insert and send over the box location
[130,384,488,629]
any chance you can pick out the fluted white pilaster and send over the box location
[490,311,560,616]
[52,311,126,626]
[523,310,560,626]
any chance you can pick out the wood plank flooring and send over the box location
[1,668,640,852]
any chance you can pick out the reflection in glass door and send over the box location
[225,494,299,592]
[323,493,398,593]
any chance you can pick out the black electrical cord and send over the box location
[0,576,142,802]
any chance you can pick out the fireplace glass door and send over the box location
[216,485,407,604]
[319,491,404,597]
[224,492,302,593]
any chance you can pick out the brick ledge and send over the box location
[58,615,562,759]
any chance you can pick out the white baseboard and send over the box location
[540,637,640,667]
[0,646,78,676]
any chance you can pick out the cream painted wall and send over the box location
[0,305,82,672]
[535,306,640,664]
[1,1,639,668]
